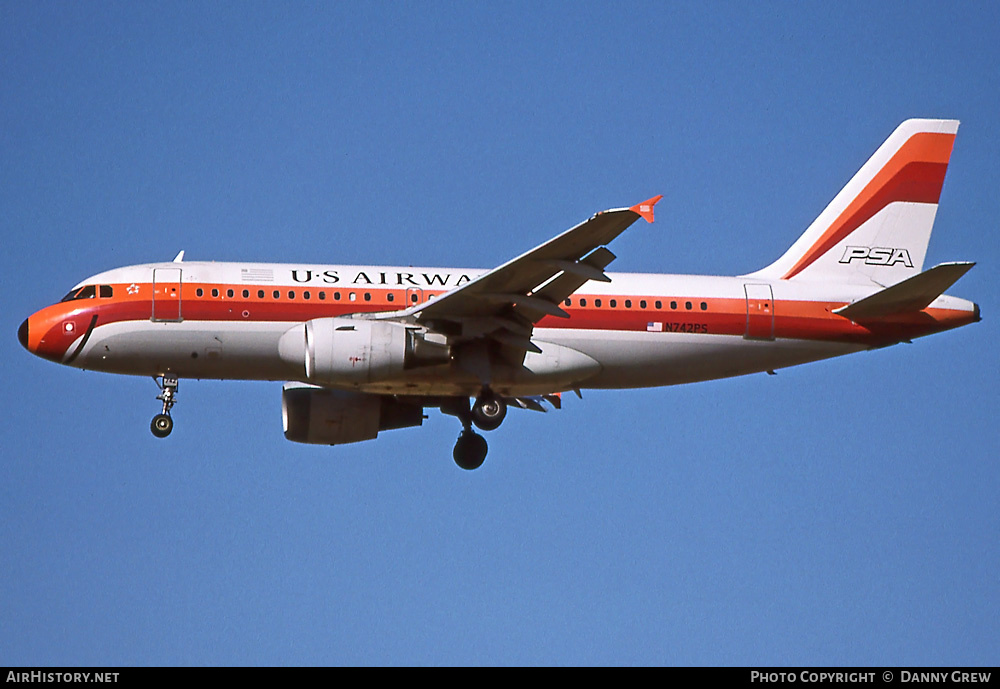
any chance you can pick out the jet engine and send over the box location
[278,318,450,385]
[282,383,424,445]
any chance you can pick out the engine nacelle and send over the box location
[282,384,423,445]
[278,317,449,385]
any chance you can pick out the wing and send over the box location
[375,196,662,358]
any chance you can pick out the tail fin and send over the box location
[749,119,959,286]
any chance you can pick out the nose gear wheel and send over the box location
[150,375,178,438]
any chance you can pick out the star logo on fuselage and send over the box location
[127,283,139,295]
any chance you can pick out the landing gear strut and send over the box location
[444,390,507,470]
[151,375,178,438]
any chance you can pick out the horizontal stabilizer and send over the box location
[833,262,975,321]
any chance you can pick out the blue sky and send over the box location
[2,2,997,665]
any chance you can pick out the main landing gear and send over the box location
[446,390,508,470]
[150,375,178,438]
[470,391,507,431]
[453,429,488,471]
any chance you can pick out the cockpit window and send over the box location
[60,284,113,301]
[60,285,97,302]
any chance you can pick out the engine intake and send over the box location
[282,384,423,445]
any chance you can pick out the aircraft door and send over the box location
[744,284,774,340]
[406,288,424,307]
[152,268,183,322]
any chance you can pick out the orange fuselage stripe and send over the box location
[27,281,975,362]
[783,132,955,279]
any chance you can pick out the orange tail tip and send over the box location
[630,195,663,223]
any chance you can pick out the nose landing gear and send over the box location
[150,375,178,438]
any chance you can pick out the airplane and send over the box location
[18,119,979,469]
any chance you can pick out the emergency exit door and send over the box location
[406,288,424,306]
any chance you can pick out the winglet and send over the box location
[630,195,663,223]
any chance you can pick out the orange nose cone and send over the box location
[18,318,29,351]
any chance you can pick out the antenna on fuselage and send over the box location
[172,250,185,263]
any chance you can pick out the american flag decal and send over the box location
[241,267,274,282]
[647,322,663,332]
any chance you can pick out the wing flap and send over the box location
[530,247,617,310]
[490,328,543,353]
[544,257,613,283]
[506,393,562,412]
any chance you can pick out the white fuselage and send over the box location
[32,260,973,398]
